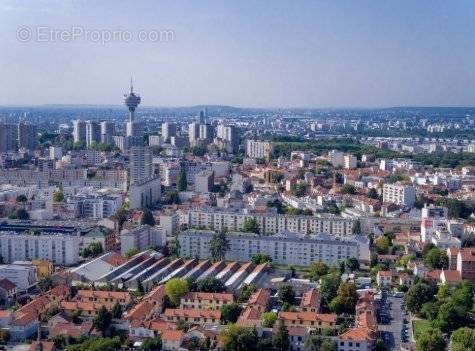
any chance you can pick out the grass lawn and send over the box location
[412,319,431,340]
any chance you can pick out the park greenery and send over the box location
[81,242,103,258]
[209,231,230,261]
[140,208,156,226]
[165,278,189,306]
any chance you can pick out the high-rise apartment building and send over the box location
[18,123,37,150]
[100,121,115,144]
[129,146,153,183]
[188,122,200,145]
[162,122,177,142]
[86,121,101,147]
[382,183,416,207]
[216,124,239,153]
[73,120,87,144]
[199,124,214,143]
[246,140,274,160]
[0,124,17,152]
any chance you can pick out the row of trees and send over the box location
[405,280,475,351]
[220,322,336,351]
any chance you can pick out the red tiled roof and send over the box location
[441,270,462,283]
[300,289,319,308]
[459,248,475,261]
[76,290,130,300]
[278,312,336,323]
[49,322,92,339]
[126,300,155,322]
[0,278,16,290]
[12,311,37,326]
[164,308,221,320]
[161,330,184,342]
[182,292,234,303]
[248,289,270,307]
[339,327,375,342]
[103,252,127,266]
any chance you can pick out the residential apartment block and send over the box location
[181,209,355,236]
[245,140,274,160]
[180,292,234,310]
[0,231,80,265]
[178,230,370,266]
[120,225,166,255]
[382,183,416,207]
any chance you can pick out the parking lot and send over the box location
[378,293,411,350]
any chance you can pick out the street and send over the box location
[378,296,409,350]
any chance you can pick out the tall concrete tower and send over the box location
[123,78,143,139]
[123,78,141,122]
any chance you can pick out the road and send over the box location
[378,296,407,350]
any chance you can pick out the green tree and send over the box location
[17,208,30,220]
[352,220,362,235]
[81,242,103,258]
[238,283,257,303]
[111,301,122,319]
[165,278,189,306]
[111,207,128,231]
[452,281,473,310]
[375,236,390,254]
[177,168,187,191]
[53,190,64,202]
[436,283,450,301]
[329,282,358,314]
[341,184,356,194]
[423,247,448,269]
[305,336,337,351]
[308,261,329,281]
[38,276,53,292]
[416,328,446,351]
[257,338,274,351]
[320,273,341,307]
[220,324,258,351]
[9,208,30,220]
[243,182,254,194]
[16,194,27,203]
[420,301,440,321]
[93,306,112,336]
[251,253,272,264]
[243,218,259,234]
[273,321,290,351]
[434,300,465,333]
[176,319,191,332]
[405,283,435,314]
[220,303,242,323]
[451,327,475,351]
[125,248,140,259]
[278,284,295,305]
[140,208,156,226]
[196,277,226,293]
[345,257,360,272]
[66,337,121,351]
[140,336,162,351]
[162,191,180,205]
[291,183,306,197]
[367,188,379,199]
[261,312,277,328]
[209,231,230,262]
[422,243,436,257]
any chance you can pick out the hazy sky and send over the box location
[1,0,475,107]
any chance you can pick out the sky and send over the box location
[1,0,475,108]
